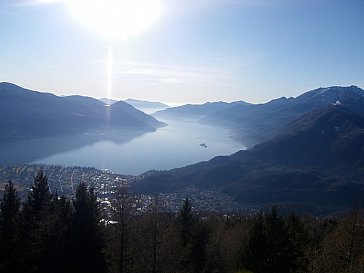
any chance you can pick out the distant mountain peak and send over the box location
[298,85,364,100]
[99,98,119,105]
[0,81,19,87]
[124,99,170,114]
[154,100,250,120]
[124,98,169,107]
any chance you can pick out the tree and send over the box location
[243,207,309,273]
[150,195,160,273]
[177,198,195,247]
[187,222,210,273]
[0,181,20,272]
[69,182,106,273]
[113,185,134,273]
[23,170,51,214]
[45,195,74,273]
[177,198,209,273]
[285,213,310,272]
[312,207,364,273]
[19,170,52,273]
[147,195,169,273]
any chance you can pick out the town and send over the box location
[0,164,254,213]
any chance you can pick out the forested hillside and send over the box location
[1,172,364,273]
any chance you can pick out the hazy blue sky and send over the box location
[0,0,363,104]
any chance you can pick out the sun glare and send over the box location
[66,0,163,38]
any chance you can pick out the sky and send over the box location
[0,0,363,104]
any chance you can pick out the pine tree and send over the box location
[147,195,168,273]
[45,195,74,273]
[113,185,134,273]
[285,213,310,272]
[19,170,52,273]
[188,222,209,273]
[177,198,209,273]
[69,182,106,273]
[177,198,194,247]
[25,170,51,213]
[0,181,20,272]
[243,207,309,273]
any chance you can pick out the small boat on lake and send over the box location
[200,143,207,148]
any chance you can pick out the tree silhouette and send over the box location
[69,182,106,273]
[45,195,74,273]
[19,170,52,273]
[177,198,194,248]
[113,185,134,273]
[0,181,20,272]
[177,198,209,273]
[243,207,309,273]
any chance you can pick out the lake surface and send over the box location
[0,118,245,175]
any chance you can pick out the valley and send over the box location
[1,83,364,215]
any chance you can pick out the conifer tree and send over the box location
[177,198,209,273]
[113,185,134,273]
[19,170,52,273]
[0,181,20,272]
[69,182,106,273]
[188,222,209,273]
[45,195,74,273]
[177,198,194,247]
[151,197,159,273]
[243,207,309,273]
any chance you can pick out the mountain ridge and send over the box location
[0,82,166,141]
[201,85,364,147]
[124,98,169,109]
[153,100,250,120]
[132,105,364,215]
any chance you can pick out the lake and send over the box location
[0,118,245,175]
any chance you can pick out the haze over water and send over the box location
[24,118,244,175]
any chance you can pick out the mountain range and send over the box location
[153,101,249,120]
[0,82,165,141]
[133,87,364,215]
[156,86,364,147]
[2,82,364,215]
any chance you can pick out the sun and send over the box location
[66,0,163,38]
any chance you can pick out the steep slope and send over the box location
[0,82,165,141]
[108,101,166,128]
[133,106,364,214]
[201,86,364,147]
[250,106,364,167]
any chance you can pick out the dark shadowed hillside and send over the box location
[133,105,364,215]
[201,86,364,147]
[250,105,364,167]
[0,82,165,141]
